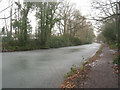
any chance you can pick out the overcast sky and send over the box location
[0,0,117,36]
[0,0,92,25]
[71,0,92,16]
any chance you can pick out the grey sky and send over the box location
[0,0,92,26]
[0,0,117,36]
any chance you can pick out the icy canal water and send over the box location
[2,43,101,88]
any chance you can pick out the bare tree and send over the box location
[57,0,75,36]
[67,9,85,37]
[91,0,117,22]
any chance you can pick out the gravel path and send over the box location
[84,46,118,88]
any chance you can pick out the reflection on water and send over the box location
[68,48,83,53]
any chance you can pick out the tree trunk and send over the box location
[4,15,8,36]
[118,2,120,51]
[10,7,12,37]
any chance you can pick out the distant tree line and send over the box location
[1,0,95,51]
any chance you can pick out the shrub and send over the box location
[2,35,89,51]
[64,64,77,79]
[72,37,82,45]
[48,35,72,48]
[2,36,14,43]
[113,55,120,65]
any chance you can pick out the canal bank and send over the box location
[61,44,118,88]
